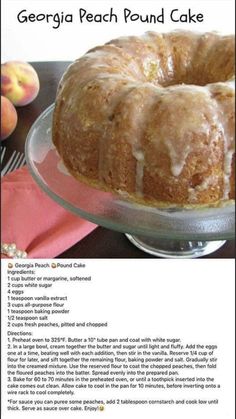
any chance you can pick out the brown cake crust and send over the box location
[52,31,235,207]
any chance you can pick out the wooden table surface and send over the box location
[3,62,235,258]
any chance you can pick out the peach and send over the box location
[1,61,40,106]
[1,96,18,140]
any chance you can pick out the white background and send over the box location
[1,259,235,419]
[1,0,235,62]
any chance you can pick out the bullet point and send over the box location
[8,263,13,269]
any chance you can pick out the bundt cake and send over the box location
[52,31,235,207]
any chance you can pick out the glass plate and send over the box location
[25,105,235,258]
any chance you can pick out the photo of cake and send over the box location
[52,31,235,207]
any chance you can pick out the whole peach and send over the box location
[1,96,18,140]
[1,61,40,106]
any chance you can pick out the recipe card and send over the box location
[1,0,235,418]
[1,259,235,419]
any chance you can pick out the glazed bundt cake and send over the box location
[52,31,235,207]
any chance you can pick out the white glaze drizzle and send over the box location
[83,74,234,197]
[209,80,235,199]
[106,85,157,196]
[223,149,234,199]
[165,141,191,177]
[185,80,235,201]
[163,33,175,82]
[152,84,215,178]
[128,89,158,196]
[57,160,70,176]
[188,175,219,202]
[132,149,145,196]
[188,187,198,202]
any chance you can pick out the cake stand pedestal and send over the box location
[25,105,235,259]
[125,235,226,258]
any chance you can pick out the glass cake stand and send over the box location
[25,105,235,258]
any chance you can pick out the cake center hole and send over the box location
[143,59,233,87]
